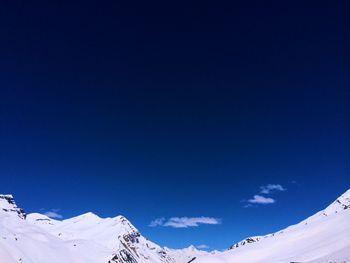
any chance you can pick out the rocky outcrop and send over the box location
[109,249,138,263]
[229,236,262,250]
[0,195,26,219]
[106,216,175,263]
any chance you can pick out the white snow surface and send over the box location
[1,189,350,263]
[195,189,350,263]
[164,245,214,263]
[0,195,195,263]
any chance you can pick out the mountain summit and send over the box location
[0,194,26,219]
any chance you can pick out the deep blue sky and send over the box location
[0,1,349,250]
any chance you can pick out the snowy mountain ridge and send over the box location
[194,189,350,263]
[1,189,350,263]
[318,188,350,215]
[228,189,350,252]
[0,194,206,263]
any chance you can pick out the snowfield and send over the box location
[1,189,349,263]
[195,189,350,263]
[0,195,206,263]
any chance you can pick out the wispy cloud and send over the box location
[44,209,63,219]
[260,184,286,194]
[165,217,221,228]
[248,195,275,204]
[196,244,209,249]
[149,217,165,227]
[149,217,221,228]
[244,183,286,207]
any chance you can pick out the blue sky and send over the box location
[0,1,349,250]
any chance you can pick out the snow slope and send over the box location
[0,195,93,263]
[0,195,194,263]
[1,189,349,263]
[164,245,214,263]
[195,189,350,263]
[27,212,175,262]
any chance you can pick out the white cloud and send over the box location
[260,184,286,194]
[244,184,286,207]
[149,217,221,228]
[44,209,63,219]
[149,217,165,227]
[196,244,209,249]
[248,195,275,204]
[165,217,221,228]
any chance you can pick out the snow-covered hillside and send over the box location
[195,189,350,263]
[1,189,350,263]
[164,245,214,263]
[0,195,202,263]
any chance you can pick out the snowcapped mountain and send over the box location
[194,189,350,263]
[27,212,176,263]
[1,189,350,263]
[0,195,200,263]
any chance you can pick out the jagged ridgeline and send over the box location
[0,195,26,219]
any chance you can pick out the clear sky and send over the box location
[0,1,349,250]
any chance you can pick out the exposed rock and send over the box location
[0,195,26,219]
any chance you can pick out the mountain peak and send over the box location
[0,194,26,219]
[79,211,101,219]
